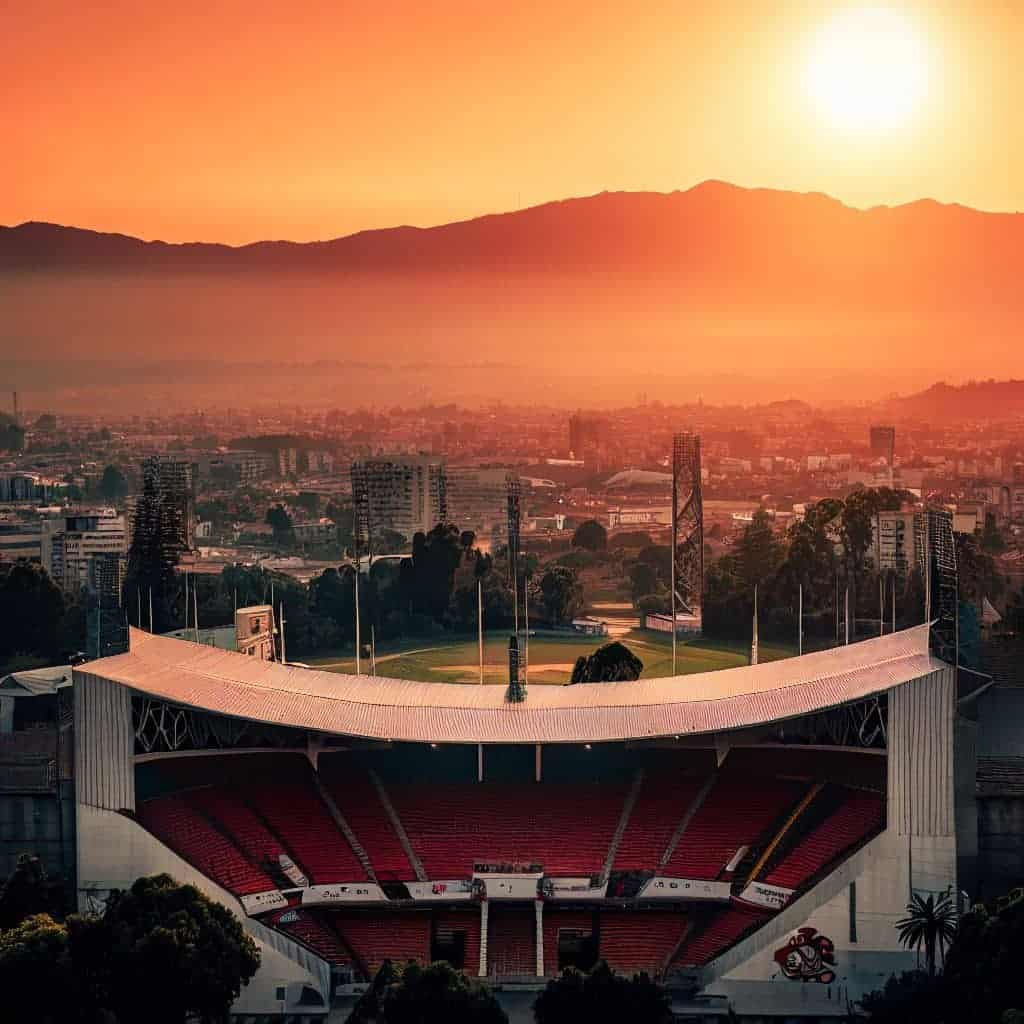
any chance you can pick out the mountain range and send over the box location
[2,181,1023,312]
[2,181,1022,403]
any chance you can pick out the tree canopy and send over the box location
[533,961,672,1024]
[538,566,585,625]
[570,641,643,683]
[347,960,507,1024]
[572,519,608,552]
[0,874,259,1024]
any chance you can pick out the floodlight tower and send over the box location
[671,432,704,673]
[506,474,522,633]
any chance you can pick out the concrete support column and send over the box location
[479,900,489,978]
[535,899,544,977]
[535,744,542,782]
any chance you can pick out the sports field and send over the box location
[307,630,794,684]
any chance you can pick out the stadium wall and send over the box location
[703,664,957,1017]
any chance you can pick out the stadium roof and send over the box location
[75,624,942,745]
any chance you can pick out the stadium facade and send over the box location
[72,625,966,1022]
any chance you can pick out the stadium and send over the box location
[69,619,966,1022]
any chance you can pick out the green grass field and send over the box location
[307,630,794,685]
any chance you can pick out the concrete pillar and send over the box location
[535,899,544,976]
[535,743,542,782]
[479,900,489,978]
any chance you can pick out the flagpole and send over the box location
[148,588,153,633]
[798,583,803,656]
[370,625,377,677]
[354,563,361,675]
[750,584,759,665]
[193,585,200,643]
[892,575,896,633]
[279,602,287,664]
[184,571,189,632]
[879,575,884,636]
[523,574,529,687]
[478,579,484,685]
[844,587,850,645]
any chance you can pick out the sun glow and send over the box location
[804,7,931,133]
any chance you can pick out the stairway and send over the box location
[658,773,717,870]
[311,771,377,882]
[601,768,645,879]
[368,768,428,882]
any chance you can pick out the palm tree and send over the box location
[896,889,958,976]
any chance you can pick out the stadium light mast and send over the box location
[478,579,484,685]
[798,583,803,656]
[750,585,759,666]
[148,588,153,633]
[354,564,361,675]
[671,432,703,674]
[193,586,199,644]
[279,602,287,664]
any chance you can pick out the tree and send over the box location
[377,529,407,555]
[896,889,957,977]
[98,464,129,502]
[629,561,660,603]
[0,561,65,663]
[265,504,294,546]
[940,887,1024,1022]
[0,913,79,1024]
[859,970,949,1024]
[735,510,783,591]
[0,853,51,930]
[840,488,884,575]
[538,566,584,625]
[86,874,260,1024]
[0,413,25,453]
[348,960,507,1024]
[534,961,672,1024]
[572,519,608,552]
[34,413,58,432]
[609,530,651,549]
[125,470,184,632]
[570,641,643,683]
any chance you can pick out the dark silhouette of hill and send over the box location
[888,379,1024,420]
[3,181,1023,313]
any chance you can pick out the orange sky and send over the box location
[3,1,1021,244]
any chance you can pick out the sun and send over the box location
[804,6,930,133]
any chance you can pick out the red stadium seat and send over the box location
[136,793,276,896]
[598,911,689,977]
[321,769,415,880]
[663,775,806,880]
[331,912,431,975]
[389,782,627,879]
[761,789,884,891]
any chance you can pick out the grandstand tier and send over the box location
[74,623,959,1021]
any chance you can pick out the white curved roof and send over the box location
[74,625,941,745]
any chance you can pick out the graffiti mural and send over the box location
[773,927,836,983]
